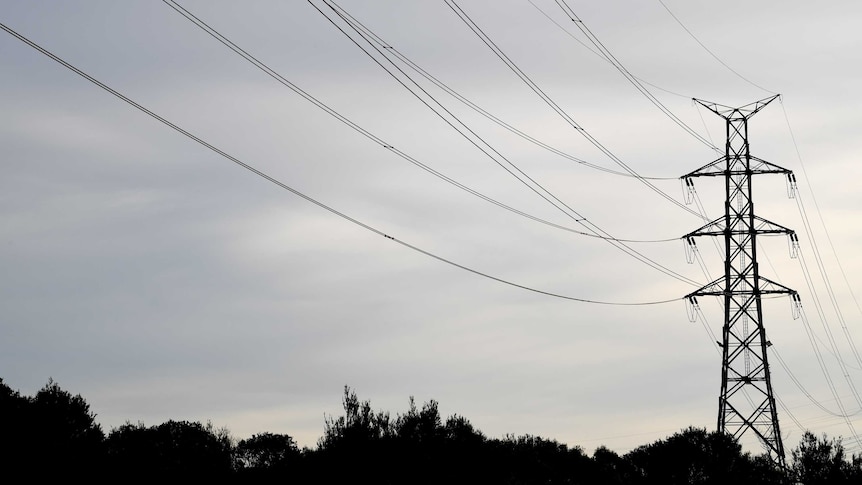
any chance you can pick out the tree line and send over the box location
[1,378,860,484]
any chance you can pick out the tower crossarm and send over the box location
[749,156,792,176]
[683,216,726,238]
[684,276,724,299]
[681,155,725,179]
[758,276,798,296]
[693,94,780,119]
[751,216,795,235]
[682,156,792,180]
[684,276,796,300]
[682,215,796,239]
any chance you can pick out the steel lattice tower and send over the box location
[682,95,799,466]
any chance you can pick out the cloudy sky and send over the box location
[3,0,862,455]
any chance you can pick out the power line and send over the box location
[552,0,718,152]
[798,308,862,447]
[311,0,702,286]
[0,20,681,307]
[443,0,707,221]
[526,0,690,100]
[329,0,677,180]
[796,248,862,402]
[161,0,677,245]
[535,0,791,302]
[656,0,776,95]
[772,348,862,418]
[781,100,862,368]
[313,0,589,223]
[795,195,862,371]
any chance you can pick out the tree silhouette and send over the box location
[315,386,394,482]
[442,414,488,483]
[28,378,105,478]
[624,427,781,485]
[234,431,307,481]
[790,431,861,485]
[106,419,232,479]
[318,386,393,450]
[590,446,638,485]
[0,379,33,472]
[489,433,592,485]
[390,397,448,483]
[7,376,862,483]
[235,432,300,470]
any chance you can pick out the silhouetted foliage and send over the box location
[624,426,783,485]
[588,446,639,485]
[390,396,446,483]
[486,433,592,484]
[440,414,488,482]
[315,386,395,483]
[233,431,305,482]
[106,419,232,479]
[6,377,862,484]
[318,386,393,450]
[0,379,32,471]
[30,378,105,477]
[235,432,300,470]
[790,431,862,485]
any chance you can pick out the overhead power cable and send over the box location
[312,0,585,223]
[552,0,717,152]
[526,0,689,100]
[796,240,862,381]
[781,100,862,368]
[782,100,862,319]
[798,308,862,447]
[443,0,707,221]
[774,393,806,439]
[310,0,702,286]
[0,20,681,307]
[314,0,589,226]
[325,0,675,180]
[160,0,674,245]
[795,194,862,370]
[656,0,776,95]
[772,347,862,418]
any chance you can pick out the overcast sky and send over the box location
[3,0,862,456]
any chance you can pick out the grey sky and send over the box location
[2,0,861,455]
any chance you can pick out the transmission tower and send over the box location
[682,95,800,467]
